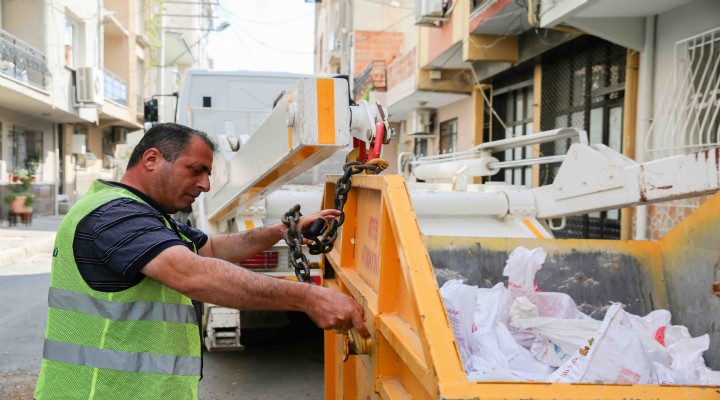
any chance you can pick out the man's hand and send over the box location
[305,285,370,338]
[297,209,341,243]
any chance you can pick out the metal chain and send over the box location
[282,161,380,283]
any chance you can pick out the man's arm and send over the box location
[198,209,341,262]
[142,244,369,337]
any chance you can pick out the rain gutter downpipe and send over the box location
[635,15,656,240]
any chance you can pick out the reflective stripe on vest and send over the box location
[43,340,199,376]
[48,287,196,324]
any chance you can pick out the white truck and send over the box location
[175,69,391,350]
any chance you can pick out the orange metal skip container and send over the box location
[321,174,720,400]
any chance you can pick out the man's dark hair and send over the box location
[127,123,216,168]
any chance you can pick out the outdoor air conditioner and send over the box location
[415,0,448,27]
[405,109,434,137]
[76,67,104,105]
[112,126,128,143]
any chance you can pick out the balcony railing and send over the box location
[0,28,51,90]
[103,68,127,106]
[353,60,387,102]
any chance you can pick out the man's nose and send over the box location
[199,174,211,192]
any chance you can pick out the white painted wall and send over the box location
[2,0,44,50]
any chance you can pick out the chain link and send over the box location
[282,161,380,283]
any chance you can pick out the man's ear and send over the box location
[142,148,163,170]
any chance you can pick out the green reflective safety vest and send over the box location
[35,180,201,399]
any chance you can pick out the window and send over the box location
[647,27,720,156]
[540,37,627,239]
[10,126,43,176]
[64,18,78,68]
[439,119,457,154]
[492,85,534,186]
[471,0,493,11]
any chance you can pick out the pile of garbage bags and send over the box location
[440,246,720,385]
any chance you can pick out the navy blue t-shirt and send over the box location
[73,180,207,292]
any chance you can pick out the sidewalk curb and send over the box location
[0,234,56,268]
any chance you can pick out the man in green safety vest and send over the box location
[35,123,369,399]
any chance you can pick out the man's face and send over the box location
[155,136,213,213]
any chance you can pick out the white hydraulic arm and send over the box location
[529,143,720,219]
[403,128,720,221]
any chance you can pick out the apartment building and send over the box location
[314,0,720,241]
[0,0,218,219]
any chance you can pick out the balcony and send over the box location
[0,28,51,90]
[103,68,127,106]
[353,60,387,102]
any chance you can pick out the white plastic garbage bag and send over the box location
[468,283,553,381]
[503,246,545,302]
[439,279,477,369]
[474,283,512,329]
[510,296,602,367]
[625,309,673,366]
[549,303,668,384]
[468,323,553,382]
[667,334,720,385]
[503,246,589,320]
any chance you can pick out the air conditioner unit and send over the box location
[405,109,434,137]
[415,0,448,27]
[112,126,128,143]
[76,67,104,105]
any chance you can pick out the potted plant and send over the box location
[3,170,35,219]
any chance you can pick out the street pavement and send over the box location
[0,215,62,268]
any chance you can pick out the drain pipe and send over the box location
[635,15,656,240]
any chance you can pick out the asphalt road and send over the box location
[0,253,325,399]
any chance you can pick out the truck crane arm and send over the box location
[184,75,389,233]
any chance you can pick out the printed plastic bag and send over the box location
[439,279,477,368]
[511,297,602,367]
[550,304,663,384]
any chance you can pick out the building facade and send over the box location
[313,0,720,240]
[0,0,218,219]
